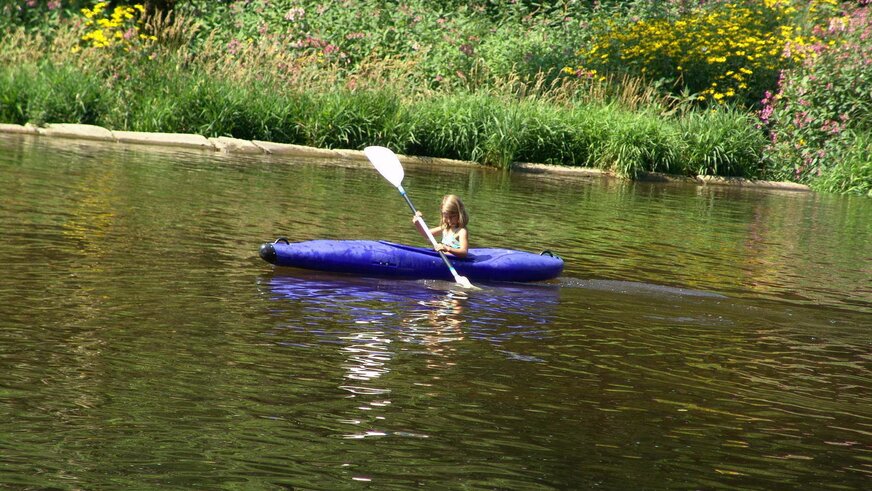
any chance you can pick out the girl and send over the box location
[412,194,469,258]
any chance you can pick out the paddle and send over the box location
[363,146,477,290]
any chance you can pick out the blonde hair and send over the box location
[440,194,469,231]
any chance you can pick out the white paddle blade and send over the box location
[364,146,404,188]
[455,275,477,290]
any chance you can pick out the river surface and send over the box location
[1,134,870,490]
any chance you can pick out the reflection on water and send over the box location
[2,134,871,489]
[403,289,467,371]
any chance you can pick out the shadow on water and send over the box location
[558,277,728,299]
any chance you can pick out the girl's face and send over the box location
[441,208,459,228]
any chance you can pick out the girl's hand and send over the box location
[412,211,423,223]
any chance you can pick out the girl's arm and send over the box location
[412,212,441,239]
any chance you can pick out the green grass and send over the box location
[679,109,767,178]
[811,132,872,197]
[0,54,770,181]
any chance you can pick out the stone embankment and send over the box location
[0,123,811,192]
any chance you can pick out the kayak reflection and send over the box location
[260,272,560,346]
[259,272,561,440]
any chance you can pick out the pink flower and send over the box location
[759,105,774,124]
[227,39,242,55]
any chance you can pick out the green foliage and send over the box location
[598,109,681,177]
[680,108,766,177]
[176,0,590,87]
[302,90,412,150]
[512,103,594,167]
[809,131,872,196]
[0,1,84,35]
[407,93,495,163]
[762,3,871,193]
[0,64,35,125]
[23,63,106,125]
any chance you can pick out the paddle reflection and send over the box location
[402,289,468,370]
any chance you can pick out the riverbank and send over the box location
[0,122,810,192]
[3,1,868,195]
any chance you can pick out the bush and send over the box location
[566,0,842,107]
[762,2,871,189]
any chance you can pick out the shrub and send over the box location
[762,3,871,188]
[566,0,841,106]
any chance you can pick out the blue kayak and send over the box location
[259,239,563,283]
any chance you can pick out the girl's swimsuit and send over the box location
[441,228,462,249]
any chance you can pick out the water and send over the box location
[1,134,870,489]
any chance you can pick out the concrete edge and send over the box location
[0,122,812,192]
[693,174,811,191]
[0,123,38,135]
[512,161,613,178]
[113,130,214,150]
[210,136,264,155]
[36,123,115,142]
